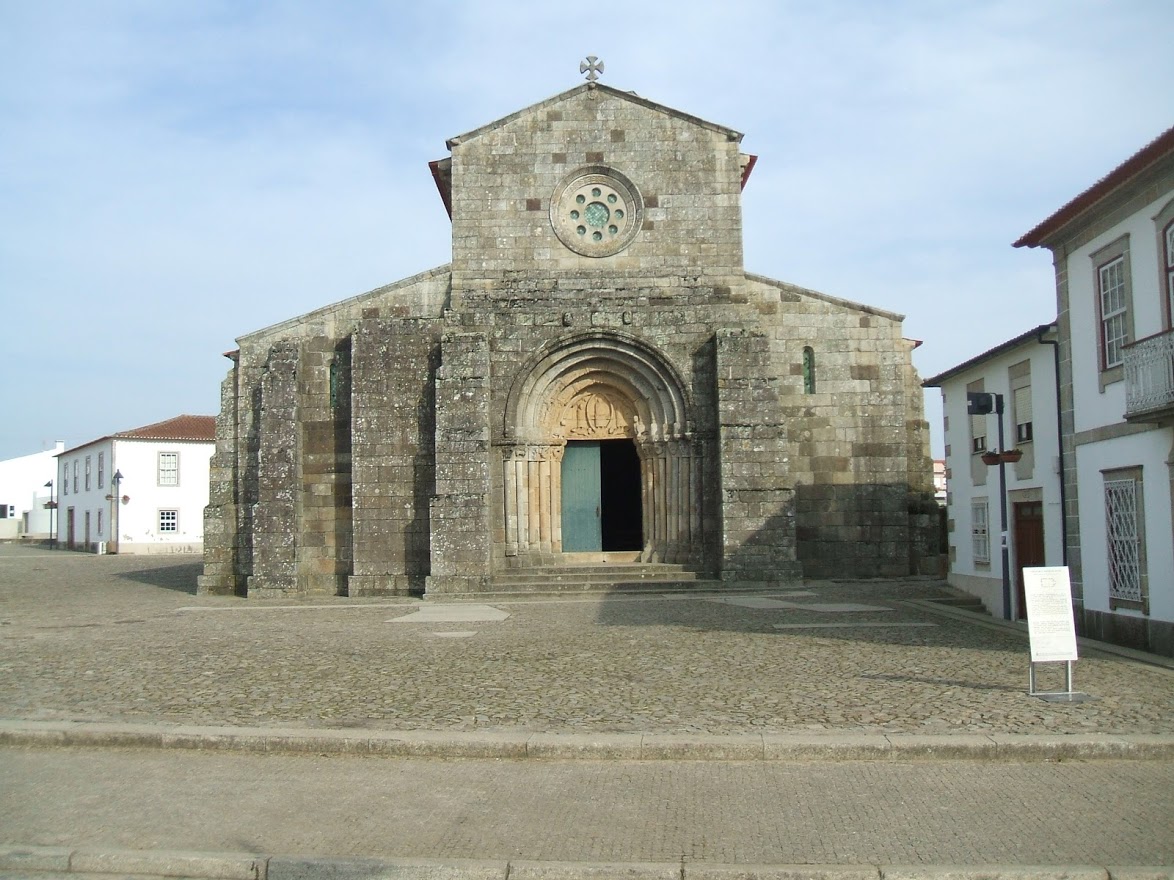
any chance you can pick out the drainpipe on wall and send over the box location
[1037,328,1068,564]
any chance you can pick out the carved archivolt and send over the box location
[504,331,689,444]
[500,332,698,564]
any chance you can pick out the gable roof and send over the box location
[59,415,217,456]
[1014,125,1174,248]
[444,83,744,150]
[922,322,1057,387]
[114,415,216,442]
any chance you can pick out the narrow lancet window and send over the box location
[802,346,816,394]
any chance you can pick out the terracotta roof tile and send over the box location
[114,415,217,442]
[1014,125,1174,248]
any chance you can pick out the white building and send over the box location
[924,323,1064,620]
[56,415,216,554]
[1015,126,1174,657]
[0,441,64,541]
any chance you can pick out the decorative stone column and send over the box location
[637,432,697,564]
[502,442,564,560]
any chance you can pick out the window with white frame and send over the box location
[1103,467,1147,611]
[158,509,178,533]
[97,453,104,491]
[971,500,990,565]
[1100,257,1128,367]
[72,460,78,494]
[1166,221,1174,326]
[97,510,103,536]
[1013,386,1033,443]
[1092,235,1132,376]
[85,456,91,491]
[1009,360,1032,446]
[1152,198,1174,329]
[158,452,179,487]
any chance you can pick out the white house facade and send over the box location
[0,441,64,541]
[924,324,1064,620]
[1015,126,1174,657]
[56,415,216,554]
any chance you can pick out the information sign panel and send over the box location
[1023,566,1078,663]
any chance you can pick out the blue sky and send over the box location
[1,1,1171,460]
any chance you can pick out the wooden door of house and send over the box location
[1013,501,1045,620]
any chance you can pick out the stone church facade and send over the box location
[198,81,938,598]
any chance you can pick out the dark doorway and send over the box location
[600,439,642,551]
[561,439,643,553]
[1013,501,1045,620]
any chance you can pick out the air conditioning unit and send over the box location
[96,542,106,555]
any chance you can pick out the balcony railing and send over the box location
[1124,329,1174,421]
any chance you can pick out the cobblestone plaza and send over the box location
[3,547,1171,736]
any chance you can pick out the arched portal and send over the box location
[500,332,700,565]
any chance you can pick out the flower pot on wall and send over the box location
[981,452,1001,466]
[1000,450,1024,463]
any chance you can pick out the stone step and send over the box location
[931,594,990,614]
[433,578,724,600]
[494,564,696,584]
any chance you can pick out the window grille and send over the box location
[158,452,179,487]
[158,509,178,533]
[971,500,990,564]
[1104,478,1142,603]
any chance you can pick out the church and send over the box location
[198,72,939,598]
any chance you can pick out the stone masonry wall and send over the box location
[426,331,493,594]
[246,342,300,596]
[747,277,931,579]
[196,365,242,596]
[449,85,745,292]
[349,319,438,596]
[714,327,802,583]
[295,336,352,595]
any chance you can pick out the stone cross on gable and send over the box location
[580,56,604,82]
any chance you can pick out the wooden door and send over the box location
[1013,501,1045,620]
[561,441,602,551]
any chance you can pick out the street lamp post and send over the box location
[968,391,1013,621]
[43,480,55,548]
[111,470,123,554]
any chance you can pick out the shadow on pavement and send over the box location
[591,581,1027,654]
[115,561,201,595]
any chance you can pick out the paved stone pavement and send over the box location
[2,544,1174,875]
[0,546,1171,736]
[3,746,1173,866]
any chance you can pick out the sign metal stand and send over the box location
[1023,567,1096,703]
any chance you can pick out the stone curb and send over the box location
[1,848,1171,880]
[2,720,1173,762]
